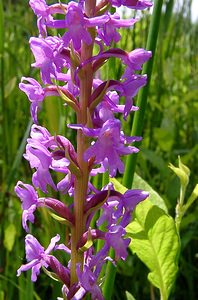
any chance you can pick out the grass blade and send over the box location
[123,0,164,188]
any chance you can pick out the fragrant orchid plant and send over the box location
[15,0,152,299]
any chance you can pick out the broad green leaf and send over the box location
[125,291,136,300]
[111,175,167,212]
[110,177,127,194]
[133,173,168,212]
[3,224,16,252]
[127,200,179,300]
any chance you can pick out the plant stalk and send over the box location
[123,0,163,188]
[70,0,96,285]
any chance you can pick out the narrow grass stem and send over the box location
[102,248,116,300]
[123,0,164,188]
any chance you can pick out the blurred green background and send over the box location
[0,0,197,299]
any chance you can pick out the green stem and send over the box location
[175,185,186,232]
[102,248,116,300]
[123,0,164,188]
[0,0,8,180]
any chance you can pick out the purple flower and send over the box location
[105,225,130,260]
[29,0,48,16]
[29,124,51,145]
[97,197,119,228]
[93,90,139,126]
[46,3,89,50]
[17,234,60,281]
[77,265,104,300]
[15,181,38,232]
[24,140,57,193]
[117,189,149,227]
[29,0,49,36]
[96,186,149,230]
[69,119,140,177]
[24,126,73,193]
[30,36,66,84]
[17,0,152,297]
[119,75,147,118]
[19,77,45,102]
[19,78,65,123]
[122,48,152,79]
[110,0,152,9]
[46,2,108,50]
[91,80,139,125]
[63,2,92,50]
[97,13,137,46]
[14,179,75,229]
[29,0,68,37]
[19,77,45,123]
[19,77,59,123]
[125,0,153,10]
[57,172,74,195]
[110,0,138,7]
[88,48,152,75]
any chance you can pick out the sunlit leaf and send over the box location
[184,183,198,211]
[42,267,60,282]
[3,224,16,252]
[110,177,127,194]
[133,173,168,212]
[125,291,136,300]
[4,77,17,98]
[127,200,180,300]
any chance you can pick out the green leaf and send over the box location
[3,224,16,252]
[178,156,190,177]
[125,291,136,300]
[127,200,179,300]
[0,291,5,300]
[184,183,198,212]
[49,211,71,226]
[111,175,167,212]
[153,127,174,152]
[133,173,168,212]
[169,156,190,189]
[110,177,127,194]
[4,77,17,98]
[79,229,93,252]
[42,267,60,282]
[141,149,168,176]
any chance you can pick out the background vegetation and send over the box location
[0,0,197,299]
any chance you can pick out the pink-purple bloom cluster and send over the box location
[16,0,152,299]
